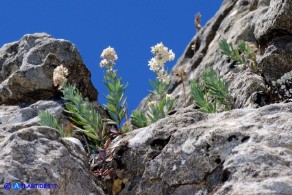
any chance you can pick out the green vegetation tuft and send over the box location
[61,84,107,147]
[131,110,148,128]
[219,39,259,72]
[190,67,231,113]
[103,70,128,130]
[131,78,175,128]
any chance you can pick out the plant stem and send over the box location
[181,77,187,107]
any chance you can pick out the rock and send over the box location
[0,34,106,194]
[108,103,292,194]
[0,96,106,194]
[258,36,292,82]
[0,100,63,134]
[255,0,292,43]
[0,33,97,104]
[126,2,292,193]
[0,126,104,195]
[137,0,292,110]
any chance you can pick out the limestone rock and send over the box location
[0,100,63,134]
[138,0,292,110]
[0,126,104,195]
[258,37,292,82]
[109,103,292,194]
[0,100,106,194]
[0,33,97,104]
[128,1,292,193]
[255,0,292,43]
[0,34,105,194]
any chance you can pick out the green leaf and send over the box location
[149,79,158,92]
[190,67,232,113]
[38,111,64,137]
[61,84,104,146]
[103,69,128,128]
[219,39,232,56]
[202,67,228,102]
[190,80,208,108]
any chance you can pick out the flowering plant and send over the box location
[52,64,68,89]
[100,47,128,131]
[131,43,175,127]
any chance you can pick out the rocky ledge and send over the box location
[109,103,292,194]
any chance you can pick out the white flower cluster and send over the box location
[53,65,68,89]
[100,46,118,69]
[165,94,174,100]
[148,42,175,84]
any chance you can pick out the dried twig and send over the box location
[174,68,187,107]
[194,13,201,31]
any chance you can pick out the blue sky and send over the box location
[0,0,222,114]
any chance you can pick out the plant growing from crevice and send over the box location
[131,43,175,128]
[61,84,109,149]
[146,94,175,124]
[99,47,128,131]
[38,64,118,178]
[131,110,148,128]
[219,39,259,73]
[190,67,232,113]
[61,84,117,176]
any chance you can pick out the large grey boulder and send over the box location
[0,84,105,195]
[0,33,97,104]
[0,126,104,195]
[138,0,292,111]
[0,34,105,194]
[109,103,292,194]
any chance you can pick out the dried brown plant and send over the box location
[174,68,187,107]
[194,12,201,31]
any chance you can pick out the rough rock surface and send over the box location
[110,103,292,195]
[113,0,292,194]
[0,101,105,195]
[0,100,63,134]
[0,126,104,195]
[0,33,97,104]
[138,0,292,111]
[0,34,105,194]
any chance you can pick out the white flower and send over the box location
[165,94,174,100]
[53,65,69,89]
[150,42,175,64]
[148,58,159,71]
[168,49,175,61]
[100,59,109,68]
[100,46,118,61]
[100,46,118,68]
[148,43,175,84]
[157,69,170,84]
